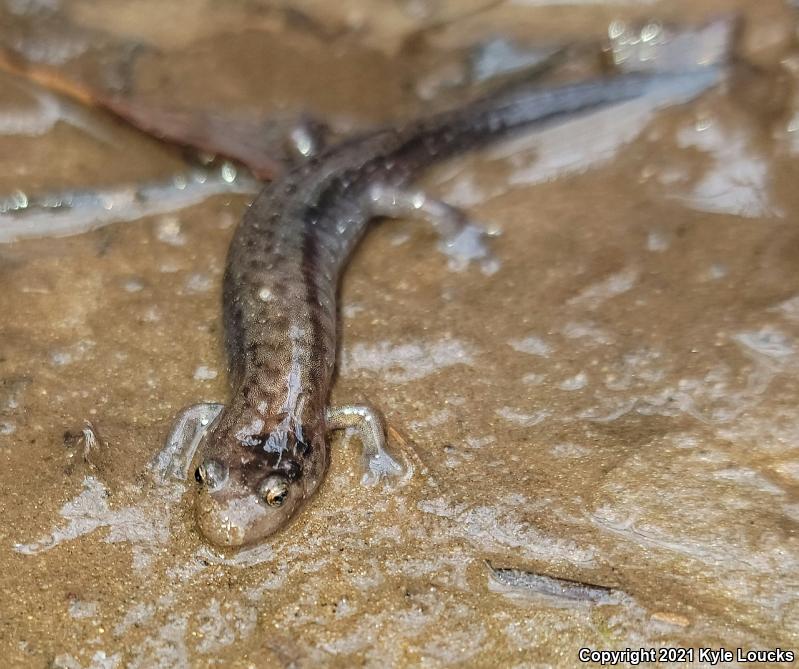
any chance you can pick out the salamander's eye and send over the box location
[195,459,228,490]
[259,475,289,507]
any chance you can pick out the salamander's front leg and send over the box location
[153,402,224,483]
[364,184,497,273]
[326,404,404,485]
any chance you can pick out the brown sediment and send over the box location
[0,46,288,179]
[1,1,798,666]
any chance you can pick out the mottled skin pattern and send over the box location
[192,71,718,547]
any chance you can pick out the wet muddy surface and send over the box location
[1,1,798,667]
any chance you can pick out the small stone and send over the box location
[194,366,218,381]
[650,611,690,627]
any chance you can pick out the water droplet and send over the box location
[640,22,662,43]
[695,117,713,132]
[221,162,237,184]
[289,125,316,158]
[12,190,28,209]
[608,20,627,40]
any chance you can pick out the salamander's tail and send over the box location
[399,66,723,167]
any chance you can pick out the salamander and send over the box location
[187,69,719,547]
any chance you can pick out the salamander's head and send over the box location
[192,414,328,548]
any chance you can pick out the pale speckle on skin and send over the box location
[257,286,273,302]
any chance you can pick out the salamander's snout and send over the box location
[194,459,302,548]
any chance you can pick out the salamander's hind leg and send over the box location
[326,404,405,485]
[364,184,498,273]
[152,402,224,483]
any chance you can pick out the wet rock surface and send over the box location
[1,0,798,666]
